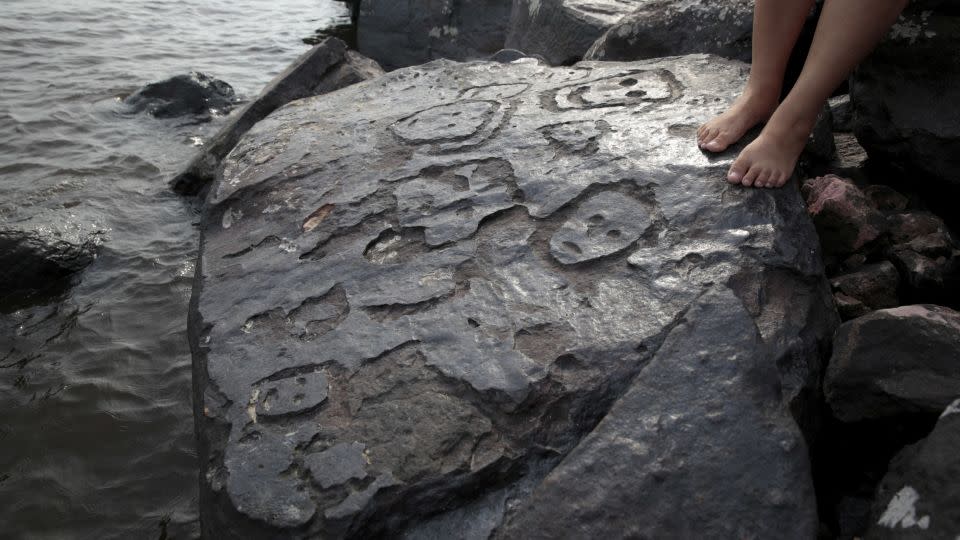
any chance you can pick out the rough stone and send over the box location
[886,211,960,301]
[851,9,960,193]
[171,39,383,195]
[825,305,960,422]
[190,55,837,538]
[0,215,103,300]
[506,0,636,65]
[584,0,754,63]
[864,184,908,213]
[867,398,960,538]
[802,175,886,256]
[829,94,853,133]
[830,261,899,320]
[357,0,512,70]
[123,71,238,120]
[833,133,868,170]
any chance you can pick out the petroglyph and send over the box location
[191,55,835,538]
[550,191,653,264]
[547,69,682,111]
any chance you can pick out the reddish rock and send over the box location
[825,305,960,422]
[830,261,900,320]
[802,175,886,256]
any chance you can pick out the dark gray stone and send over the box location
[851,10,960,193]
[0,215,103,298]
[867,398,960,538]
[357,0,512,71]
[584,0,754,63]
[825,305,960,422]
[171,38,383,195]
[190,55,837,538]
[506,0,635,65]
[829,95,853,133]
[124,71,238,120]
[830,261,900,320]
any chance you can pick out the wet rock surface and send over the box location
[867,399,960,538]
[0,216,103,302]
[825,305,960,422]
[584,0,754,63]
[506,0,636,65]
[357,0,512,70]
[190,55,837,537]
[171,38,383,195]
[123,71,239,120]
[851,8,960,193]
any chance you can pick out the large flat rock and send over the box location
[190,55,837,538]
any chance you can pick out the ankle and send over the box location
[741,81,782,108]
[762,109,816,143]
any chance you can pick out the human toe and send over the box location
[726,160,748,184]
[755,169,772,188]
[741,165,763,187]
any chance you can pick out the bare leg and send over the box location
[697,0,814,152]
[730,0,909,188]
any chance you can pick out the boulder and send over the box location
[584,0,754,63]
[825,305,960,422]
[189,55,837,538]
[830,261,899,320]
[357,0,512,70]
[171,39,383,196]
[0,216,103,300]
[506,0,636,65]
[850,8,960,193]
[124,71,238,120]
[886,211,960,302]
[867,398,960,538]
[802,175,887,256]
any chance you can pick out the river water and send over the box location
[0,1,351,537]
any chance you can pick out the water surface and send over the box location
[0,1,350,537]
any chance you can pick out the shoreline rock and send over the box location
[506,0,636,65]
[584,0,754,63]
[170,38,383,196]
[357,0,512,70]
[189,54,837,537]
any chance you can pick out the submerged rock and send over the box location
[851,9,960,193]
[124,71,238,120]
[357,0,512,70]
[584,0,754,63]
[171,38,383,195]
[868,398,960,538]
[506,0,635,65]
[0,216,103,300]
[190,55,836,538]
[825,305,960,422]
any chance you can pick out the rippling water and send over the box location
[0,1,350,537]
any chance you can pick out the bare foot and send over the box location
[726,117,811,188]
[697,88,779,153]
